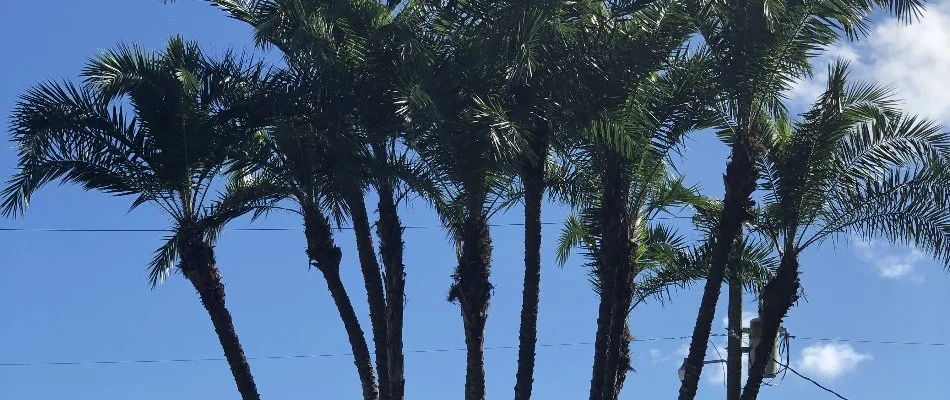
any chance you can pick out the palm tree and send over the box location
[538,4,719,399]
[2,37,262,400]
[631,198,779,310]
[205,2,431,399]
[740,61,950,399]
[393,2,534,398]
[450,1,605,398]
[552,23,718,396]
[677,2,926,398]
[222,62,382,400]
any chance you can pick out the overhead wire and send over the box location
[773,357,849,400]
[0,216,697,233]
[2,333,946,368]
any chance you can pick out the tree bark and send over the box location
[589,284,614,400]
[590,150,633,400]
[449,209,493,400]
[180,238,260,400]
[727,254,743,400]
[606,326,634,400]
[678,130,761,400]
[600,243,636,400]
[377,183,406,400]
[740,254,800,400]
[514,133,547,400]
[349,195,393,400]
[304,207,379,400]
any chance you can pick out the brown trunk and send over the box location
[589,285,614,400]
[321,267,381,400]
[449,210,493,400]
[600,242,636,400]
[678,129,762,400]
[606,326,634,400]
[727,250,743,400]
[601,285,635,400]
[180,238,260,400]
[590,150,633,400]
[740,254,800,400]
[304,208,379,400]
[377,183,406,400]
[349,195,393,400]
[514,133,547,400]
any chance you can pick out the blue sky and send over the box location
[1,1,948,399]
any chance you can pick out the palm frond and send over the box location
[3,81,161,217]
[148,230,182,288]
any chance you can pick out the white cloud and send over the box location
[797,343,872,380]
[647,344,689,364]
[859,3,950,123]
[675,343,690,358]
[789,1,950,123]
[705,341,733,386]
[708,361,727,385]
[853,239,926,282]
[649,348,671,363]
[788,44,862,104]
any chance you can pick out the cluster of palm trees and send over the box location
[5,1,949,400]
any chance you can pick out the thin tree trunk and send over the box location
[591,150,632,400]
[450,210,493,400]
[727,254,743,400]
[514,135,547,400]
[601,248,637,400]
[181,239,260,400]
[377,183,406,400]
[606,326,634,400]
[589,285,614,400]
[321,267,381,400]
[304,208,378,400]
[678,130,762,400]
[740,254,800,400]
[349,195,393,400]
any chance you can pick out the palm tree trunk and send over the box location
[600,250,637,400]
[377,183,406,400]
[740,254,800,400]
[590,150,632,400]
[450,210,493,400]
[678,131,762,400]
[589,286,614,400]
[349,195,393,400]
[727,257,743,400]
[180,239,260,400]
[304,208,379,400]
[606,325,634,400]
[514,139,547,400]
[321,267,381,400]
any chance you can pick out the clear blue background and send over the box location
[1,1,947,399]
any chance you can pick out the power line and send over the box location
[2,333,945,368]
[773,358,849,400]
[0,336,697,367]
[0,340,598,367]
[0,223,550,233]
[0,217,695,233]
[790,336,949,347]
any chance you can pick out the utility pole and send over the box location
[726,246,743,400]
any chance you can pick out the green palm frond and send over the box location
[213,168,295,222]
[634,233,779,307]
[148,231,182,288]
[810,164,950,264]
[758,57,950,262]
[3,81,161,217]
[6,38,260,286]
